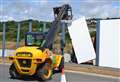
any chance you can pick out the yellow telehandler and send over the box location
[9,4,72,81]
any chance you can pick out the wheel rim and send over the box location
[43,64,51,79]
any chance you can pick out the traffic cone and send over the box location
[61,68,66,82]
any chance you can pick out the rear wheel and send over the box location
[9,63,20,79]
[37,63,52,81]
[59,57,64,72]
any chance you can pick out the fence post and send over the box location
[29,19,32,32]
[96,20,100,66]
[43,22,46,32]
[16,22,21,48]
[2,22,6,59]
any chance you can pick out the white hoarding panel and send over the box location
[0,49,15,57]
[99,19,120,68]
[68,17,96,64]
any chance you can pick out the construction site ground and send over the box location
[0,57,120,77]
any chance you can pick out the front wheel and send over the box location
[9,63,20,79]
[37,63,52,81]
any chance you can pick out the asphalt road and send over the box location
[0,64,119,82]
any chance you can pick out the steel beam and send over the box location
[2,22,6,58]
[16,22,21,48]
[29,20,32,32]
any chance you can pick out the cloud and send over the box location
[61,0,71,4]
[74,0,120,18]
[0,0,120,21]
[40,0,48,6]
[0,15,14,21]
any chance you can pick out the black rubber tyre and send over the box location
[37,63,52,81]
[9,63,20,79]
[59,57,64,72]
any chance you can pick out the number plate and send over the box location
[17,53,32,57]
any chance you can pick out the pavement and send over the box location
[0,64,120,82]
[65,63,120,77]
[0,58,120,77]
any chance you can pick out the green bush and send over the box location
[90,31,96,37]
[0,20,52,42]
